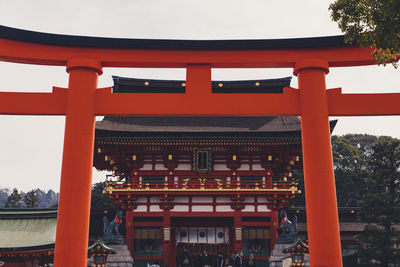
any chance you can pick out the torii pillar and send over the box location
[53,59,102,267]
[295,59,342,267]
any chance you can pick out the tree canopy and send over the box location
[331,134,376,207]
[90,182,117,215]
[329,0,400,67]
[356,136,400,266]
[293,134,399,266]
[23,189,40,208]
[4,189,22,208]
[293,134,377,207]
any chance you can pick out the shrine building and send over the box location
[93,76,304,266]
[0,209,56,267]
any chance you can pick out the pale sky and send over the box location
[0,0,399,191]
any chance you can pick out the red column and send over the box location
[163,211,171,267]
[126,210,134,254]
[233,211,242,252]
[294,59,342,267]
[54,59,102,267]
[270,211,278,249]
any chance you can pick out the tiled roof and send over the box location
[0,209,56,251]
[96,116,302,134]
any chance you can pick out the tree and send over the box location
[329,0,400,67]
[291,170,305,207]
[90,182,117,215]
[357,136,400,266]
[292,134,376,207]
[0,188,10,207]
[23,189,40,208]
[4,189,22,208]
[331,134,376,207]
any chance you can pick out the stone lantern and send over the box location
[282,238,309,267]
[88,239,116,267]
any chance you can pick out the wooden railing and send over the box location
[106,177,296,191]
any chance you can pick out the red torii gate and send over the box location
[0,25,398,267]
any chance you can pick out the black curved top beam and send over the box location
[0,25,346,50]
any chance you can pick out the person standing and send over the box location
[200,250,212,267]
[247,252,256,267]
[233,251,242,267]
[225,253,235,267]
[216,252,225,267]
[180,248,191,267]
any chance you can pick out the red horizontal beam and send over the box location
[95,87,300,116]
[0,38,376,68]
[327,88,400,116]
[130,211,272,217]
[1,87,400,117]
[0,87,67,115]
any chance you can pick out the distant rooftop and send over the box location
[0,209,56,251]
[97,116,302,134]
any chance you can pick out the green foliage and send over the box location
[293,134,379,207]
[357,225,399,267]
[4,189,22,208]
[329,0,400,67]
[90,182,117,215]
[293,134,399,265]
[292,170,305,207]
[23,189,40,208]
[331,134,376,206]
[356,136,400,266]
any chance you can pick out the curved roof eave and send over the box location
[96,116,302,134]
[0,25,347,50]
[0,217,56,250]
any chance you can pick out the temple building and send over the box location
[93,76,304,267]
[0,209,56,267]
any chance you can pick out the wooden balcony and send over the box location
[104,177,299,196]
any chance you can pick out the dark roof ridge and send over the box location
[112,76,292,94]
[0,25,346,50]
[97,116,302,134]
[112,75,292,82]
[0,244,55,252]
[0,208,57,219]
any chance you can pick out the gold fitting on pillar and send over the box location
[293,59,329,76]
[66,58,103,75]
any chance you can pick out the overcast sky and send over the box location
[0,0,399,191]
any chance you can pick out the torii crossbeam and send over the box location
[0,25,398,267]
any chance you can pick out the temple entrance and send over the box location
[172,217,233,267]
[176,243,229,267]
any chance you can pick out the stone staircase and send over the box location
[269,244,290,267]
[106,244,134,267]
[88,244,134,267]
